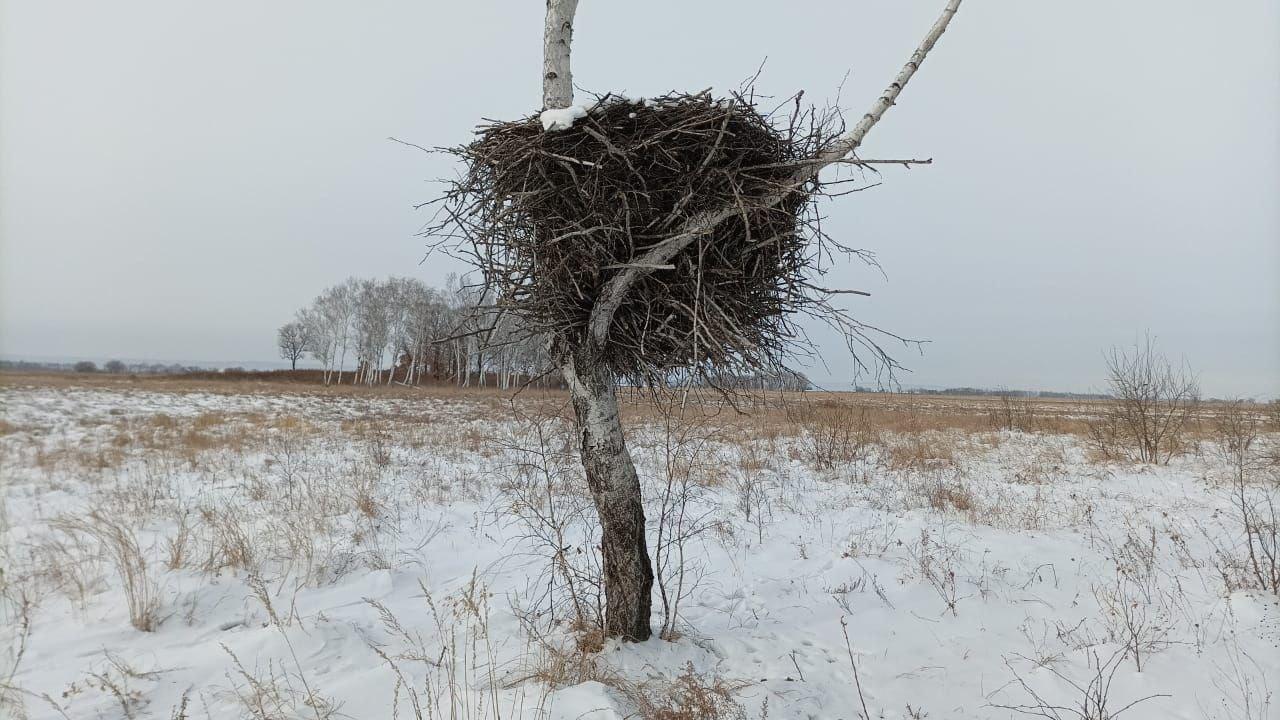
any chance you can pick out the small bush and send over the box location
[1086,335,1199,464]
[788,400,879,470]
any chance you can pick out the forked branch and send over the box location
[587,0,962,348]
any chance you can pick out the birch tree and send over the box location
[521,0,964,640]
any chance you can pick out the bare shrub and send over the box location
[990,649,1170,719]
[904,527,965,616]
[990,391,1039,432]
[83,653,161,720]
[1092,578,1172,672]
[1222,484,1280,595]
[788,400,879,470]
[1087,335,1199,464]
[1215,400,1262,472]
[1200,636,1274,720]
[650,398,718,639]
[732,469,771,543]
[1207,402,1279,594]
[496,410,605,631]
[263,430,311,496]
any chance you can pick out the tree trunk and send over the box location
[561,352,653,641]
[539,0,654,642]
[542,0,579,111]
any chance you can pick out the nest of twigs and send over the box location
[429,90,885,383]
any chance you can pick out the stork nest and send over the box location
[427,90,889,384]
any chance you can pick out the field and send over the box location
[1,373,1277,719]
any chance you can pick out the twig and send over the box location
[587,0,962,346]
[841,617,873,720]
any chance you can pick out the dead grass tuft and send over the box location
[630,662,749,720]
[51,512,160,631]
[925,479,976,513]
[883,432,958,472]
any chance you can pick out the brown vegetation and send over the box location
[4,370,1251,451]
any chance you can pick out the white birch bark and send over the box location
[540,0,655,641]
[542,0,579,110]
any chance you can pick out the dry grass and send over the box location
[4,368,1277,718]
[1,369,1244,450]
[50,512,160,632]
[0,370,565,405]
[519,628,749,720]
[924,477,976,513]
[628,664,749,720]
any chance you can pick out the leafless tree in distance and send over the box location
[1089,334,1200,464]
[276,320,313,371]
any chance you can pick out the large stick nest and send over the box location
[427,90,894,384]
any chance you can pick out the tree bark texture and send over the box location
[561,352,654,641]
[541,0,654,642]
[542,0,579,110]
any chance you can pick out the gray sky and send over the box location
[2,0,1277,397]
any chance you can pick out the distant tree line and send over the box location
[278,276,824,392]
[0,359,203,375]
[279,275,558,389]
[856,385,1115,401]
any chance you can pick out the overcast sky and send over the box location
[2,0,1277,397]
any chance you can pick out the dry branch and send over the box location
[588,0,962,349]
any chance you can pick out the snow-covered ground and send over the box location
[1,382,1276,719]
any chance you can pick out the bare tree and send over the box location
[1213,401,1279,594]
[276,321,312,371]
[559,0,960,641]
[299,306,334,382]
[352,279,392,385]
[287,275,535,388]
[1090,334,1200,464]
[314,279,357,385]
[423,0,961,641]
[104,359,128,374]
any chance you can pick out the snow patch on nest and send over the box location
[539,105,588,131]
